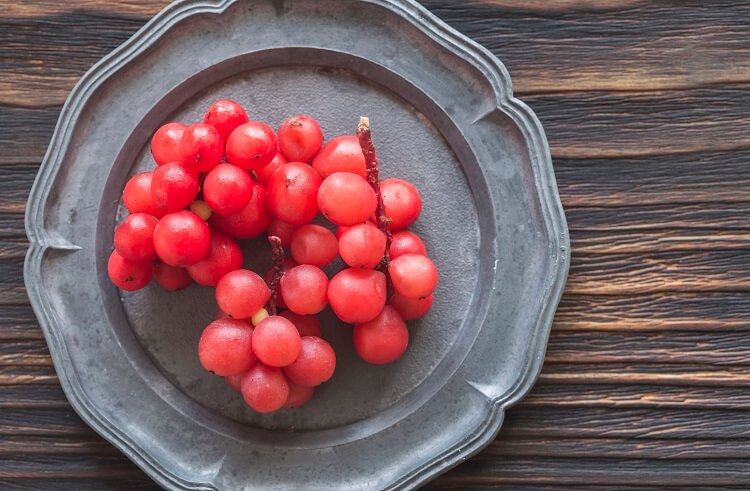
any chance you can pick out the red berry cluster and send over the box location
[107,99,438,414]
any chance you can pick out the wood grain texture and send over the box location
[2,0,750,489]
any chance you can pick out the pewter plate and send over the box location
[24,0,569,489]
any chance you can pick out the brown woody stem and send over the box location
[356,117,394,284]
[265,235,285,316]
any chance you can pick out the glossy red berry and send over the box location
[226,122,277,172]
[180,123,224,173]
[203,163,254,215]
[312,135,366,179]
[198,319,255,376]
[241,363,289,413]
[225,371,247,392]
[283,336,336,387]
[280,265,329,315]
[389,230,427,259]
[151,122,186,166]
[215,269,271,319]
[354,306,409,365]
[278,115,324,163]
[186,231,244,287]
[152,211,211,267]
[123,172,164,218]
[267,163,322,225]
[278,311,322,337]
[107,250,153,291]
[151,162,200,213]
[257,152,287,186]
[390,292,433,321]
[284,383,314,408]
[381,178,422,230]
[203,99,249,143]
[338,222,386,269]
[251,316,302,367]
[327,268,387,323]
[266,218,297,248]
[317,172,377,226]
[289,224,338,267]
[153,262,193,291]
[210,182,270,239]
[388,253,438,299]
[113,213,158,262]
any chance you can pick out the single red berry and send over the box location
[241,363,289,413]
[107,250,153,291]
[388,253,438,299]
[225,371,248,392]
[338,222,386,269]
[277,115,324,163]
[335,225,350,239]
[284,382,314,408]
[153,211,211,267]
[226,122,277,172]
[266,218,297,248]
[390,292,433,321]
[198,319,255,376]
[215,269,271,319]
[327,268,387,323]
[180,123,224,173]
[123,172,165,218]
[151,162,200,213]
[113,213,158,262]
[381,178,422,230]
[283,336,336,387]
[389,230,427,259]
[210,182,270,239]
[312,135,366,179]
[153,262,193,291]
[151,122,186,166]
[266,163,322,225]
[186,231,244,287]
[257,152,287,186]
[354,306,409,365]
[203,99,249,143]
[280,265,329,315]
[289,224,338,267]
[203,163,254,215]
[251,316,302,367]
[278,311,322,337]
[317,172,377,226]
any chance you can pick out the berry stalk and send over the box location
[356,116,393,276]
[265,235,285,315]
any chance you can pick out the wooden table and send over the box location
[2,1,749,489]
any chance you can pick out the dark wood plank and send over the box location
[0,479,159,491]
[429,486,748,491]
[0,305,44,340]
[540,363,750,387]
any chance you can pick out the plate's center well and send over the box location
[120,66,479,430]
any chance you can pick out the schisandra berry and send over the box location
[226,122,277,172]
[282,336,336,387]
[267,163,322,225]
[312,135,366,179]
[277,115,324,163]
[107,250,153,291]
[266,218,297,248]
[215,269,271,319]
[289,224,338,267]
[278,310,322,337]
[280,265,329,315]
[381,178,422,230]
[210,182,270,239]
[151,122,186,166]
[388,253,438,299]
[327,268,386,323]
[198,319,255,376]
[225,371,247,392]
[317,172,377,226]
[153,262,193,291]
[113,213,158,262]
[186,231,244,287]
[389,230,426,259]
[151,162,200,213]
[353,306,409,365]
[257,152,287,186]
[203,99,249,143]
[180,123,224,173]
[338,222,386,269]
[190,200,212,221]
[284,383,314,408]
[251,316,302,367]
[390,292,433,321]
[203,163,254,216]
[123,172,164,218]
[241,363,289,413]
[153,211,211,267]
